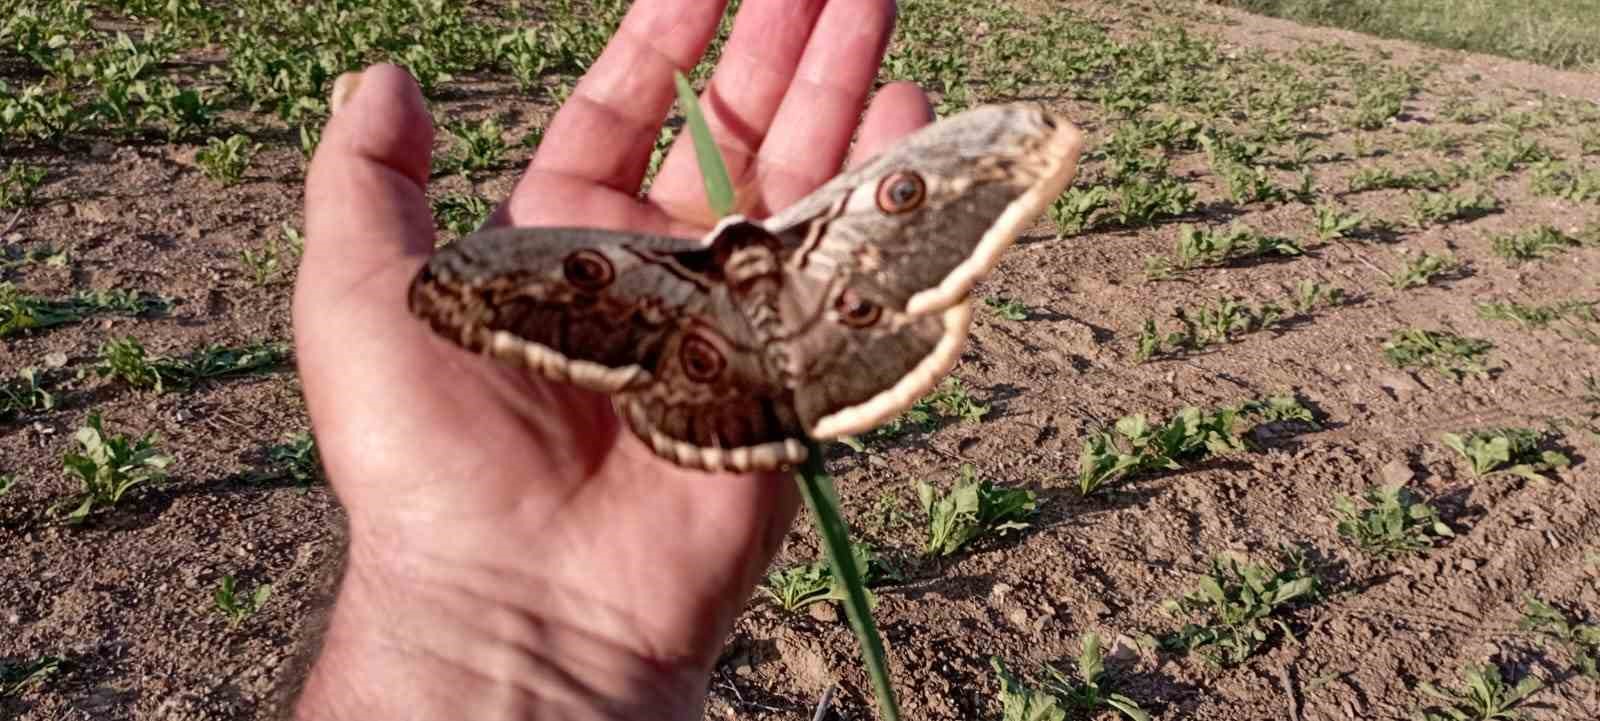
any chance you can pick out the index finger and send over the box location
[525,1,728,194]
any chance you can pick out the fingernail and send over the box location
[330,71,363,116]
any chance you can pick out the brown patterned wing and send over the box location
[770,269,976,440]
[408,225,810,472]
[763,103,1085,316]
[409,226,718,393]
[748,103,1082,439]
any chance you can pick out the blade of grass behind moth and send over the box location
[672,70,735,218]
[796,438,901,721]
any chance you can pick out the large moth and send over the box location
[409,103,1085,472]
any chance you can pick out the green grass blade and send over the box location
[796,438,900,721]
[672,70,735,218]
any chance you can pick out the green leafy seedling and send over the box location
[263,432,323,486]
[985,296,1029,321]
[1051,185,1110,236]
[868,376,990,442]
[1136,296,1286,360]
[1519,596,1600,679]
[1043,633,1152,721]
[1312,204,1364,241]
[1489,225,1583,265]
[1382,329,1494,381]
[1239,394,1319,427]
[763,560,835,613]
[96,336,287,392]
[1475,299,1596,330]
[1333,484,1454,558]
[1440,428,1570,481]
[0,656,63,698]
[214,574,271,627]
[1147,224,1302,278]
[1161,548,1319,667]
[195,133,259,185]
[53,413,172,523]
[1,282,166,337]
[1,367,54,420]
[1529,161,1600,202]
[1292,279,1345,314]
[0,243,68,274]
[1387,251,1460,290]
[1409,190,1499,227]
[0,163,47,209]
[1113,172,1197,227]
[992,656,1069,721]
[917,464,1036,557]
[1078,405,1252,495]
[1414,664,1542,721]
[239,224,305,286]
[434,193,493,237]
[442,116,508,173]
[762,542,893,613]
[990,634,1151,721]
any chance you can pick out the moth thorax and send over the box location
[724,246,780,293]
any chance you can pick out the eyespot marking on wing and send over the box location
[875,171,927,214]
[679,333,726,383]
[808,301,975,439]
[562,249,616,291]
[833,288,884,328]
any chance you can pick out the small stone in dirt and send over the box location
[1004,605,1029,630]
[1377,372,1422,401]
[1380,458,1416,486]
[990,582,1013,601]
[44,351,69,368]
[807,602,839,624]
[75,201,110,224]
[1107,634,1141,663]
[1459,558,1479,572]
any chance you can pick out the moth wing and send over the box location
[410,225,810,471]
[763,103,1084,316]
[410,226,725,393]
[772,269,975,439]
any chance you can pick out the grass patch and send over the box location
[1217,0,1600,72]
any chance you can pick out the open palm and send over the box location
[290,1,928,714]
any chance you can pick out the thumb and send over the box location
[296,64,436,308]
[291,64,440,466]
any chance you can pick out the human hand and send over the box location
[288,1,929,719]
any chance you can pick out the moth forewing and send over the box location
[903,112,1085,315]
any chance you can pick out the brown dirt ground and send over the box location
[4,1,1599,720]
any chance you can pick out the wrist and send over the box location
[288,533,708,721]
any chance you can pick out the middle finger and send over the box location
[648,0,830,219]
